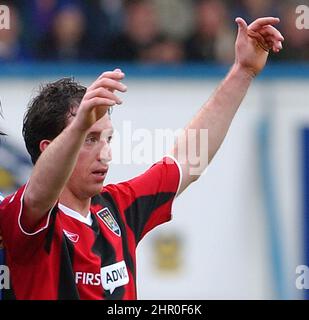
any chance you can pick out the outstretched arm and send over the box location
[23,70,127,230]
[171,17,284,195]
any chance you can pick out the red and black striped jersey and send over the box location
[0,157,181,300]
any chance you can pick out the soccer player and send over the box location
[0,17,283,299]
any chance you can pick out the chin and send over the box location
[89,185,104,198]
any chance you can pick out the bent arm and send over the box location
[23,124,87,225]
[171,17,284,195]
[23,70,126,230]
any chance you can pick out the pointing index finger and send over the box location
[98,70,125,80]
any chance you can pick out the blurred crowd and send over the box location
[0,0,309,64]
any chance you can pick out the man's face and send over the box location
[66,113,113,199]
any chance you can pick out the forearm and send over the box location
[24,123,86,215]
[173,64,254,192]
[194,63,253,162]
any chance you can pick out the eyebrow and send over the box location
[87,128,114,136]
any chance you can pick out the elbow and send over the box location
[178,173,200,195]
[190,173,201,184]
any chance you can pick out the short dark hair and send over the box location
[23,78,86,164]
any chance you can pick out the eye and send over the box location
[85,135,98,145]
[107,136,113,144]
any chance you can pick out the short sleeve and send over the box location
[0,185,54,263]
[103,156,182,243]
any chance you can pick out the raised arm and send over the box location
[23,70,127,229]
[172,17,284,195]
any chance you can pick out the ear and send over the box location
[39,140,51,153]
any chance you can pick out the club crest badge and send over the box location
[97,208,121,237]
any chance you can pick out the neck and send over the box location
[59,189,91,217]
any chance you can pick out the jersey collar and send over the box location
[58,203,93,226]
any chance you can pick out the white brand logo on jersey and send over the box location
[101,261,129,294]
[63,229,79,243]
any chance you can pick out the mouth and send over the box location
[92,167,108,180]
[92,171,106,176]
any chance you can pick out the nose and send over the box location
[98,139,112,164]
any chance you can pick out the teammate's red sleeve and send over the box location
[0,185,54,263]
[103,156,182,243]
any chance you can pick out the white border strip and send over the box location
[18,183,53,236]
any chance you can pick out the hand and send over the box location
[235,17,284,77]
[73,69,127,131]
[0,234,3,249]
